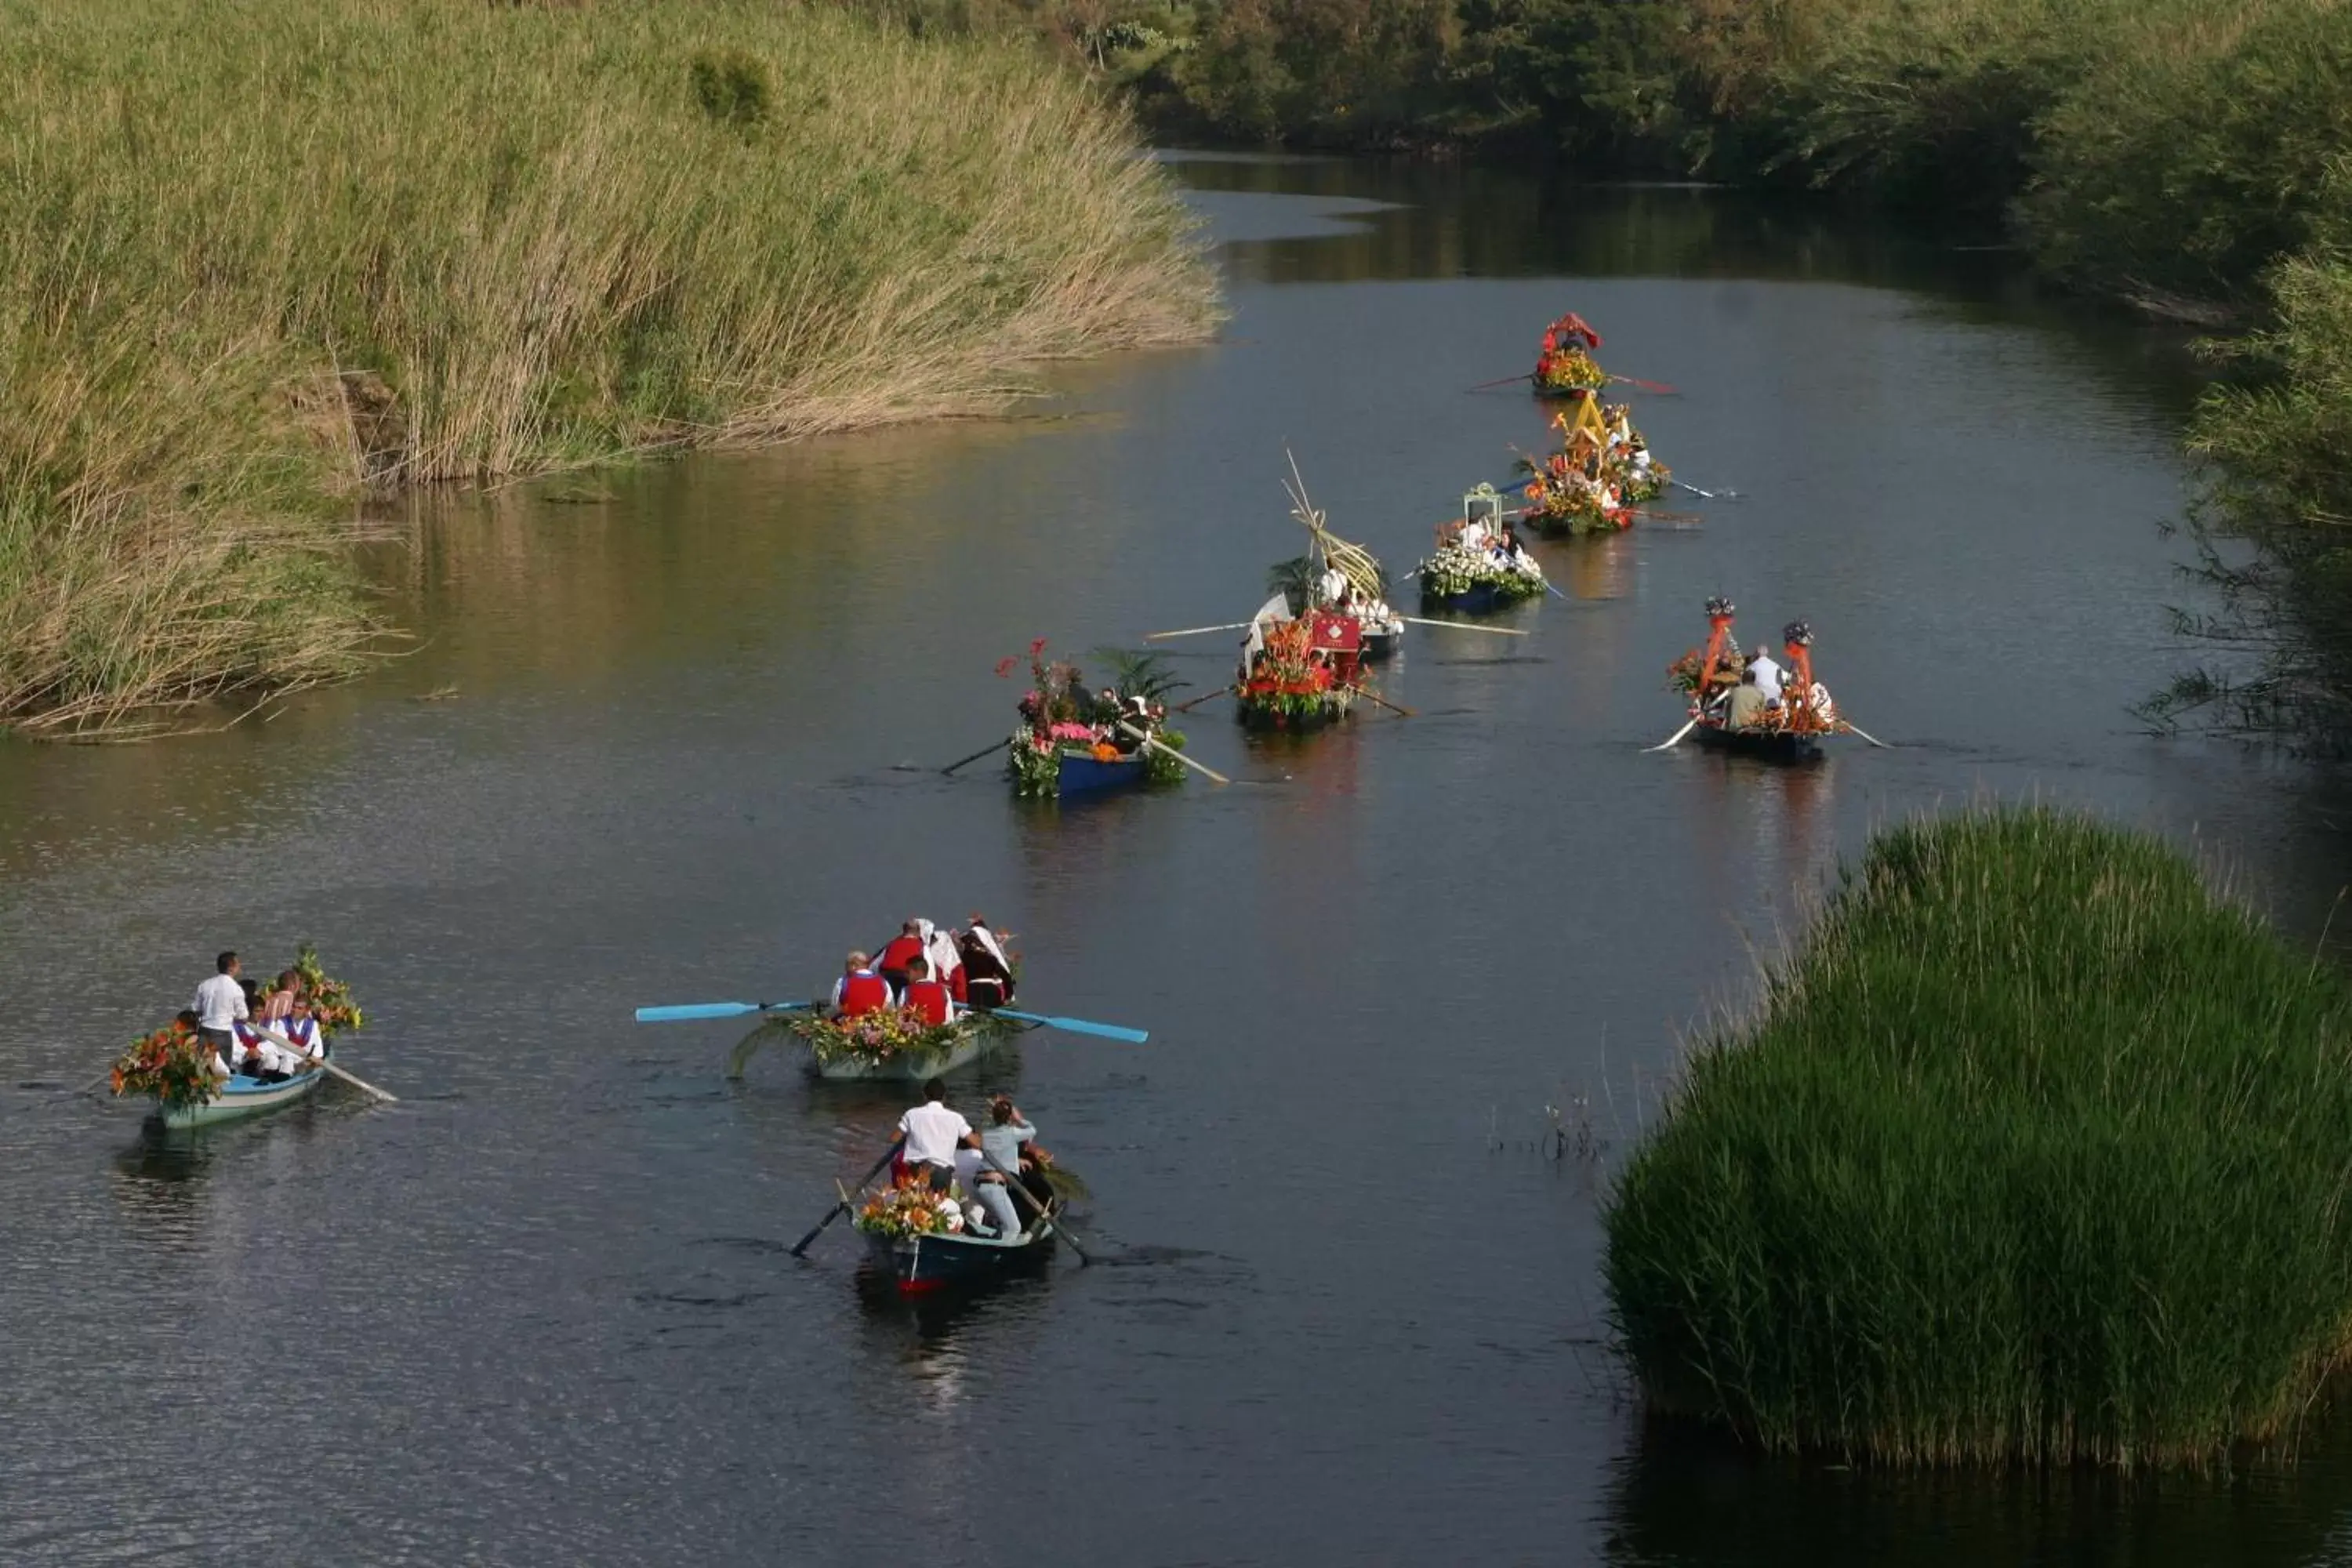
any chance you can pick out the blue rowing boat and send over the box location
[161,1044,332,1130]
[1056,750,1148,797]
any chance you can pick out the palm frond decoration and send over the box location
[1091,646,1191,702]
[1033,1157,1091,1202]
[1266,554,1316,615]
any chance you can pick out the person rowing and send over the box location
[1747,643,1786,702]
[1726,664,1773,731]
[971,1096,1043,1239]
[831,951,896,1018]
[902,957,957,1028]
[896,1076,973,1194]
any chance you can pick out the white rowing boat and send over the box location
[160,1047,332,1129]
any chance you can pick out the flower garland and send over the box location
[1535,345,1607,393]
[779,1007,1018,1070]
[1417,543,1546,602]
[294,944,364,1034]
[855,1174,968,1240]
[111,1018,218,1109]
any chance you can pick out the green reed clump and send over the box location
[0,0,1218,736]
[1606,808,2352,1469]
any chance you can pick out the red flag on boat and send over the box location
[1305,612,1361,654]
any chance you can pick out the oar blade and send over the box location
[636,1002,766,1022]
[993,1007,1149,1044]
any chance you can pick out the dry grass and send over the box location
[0,0,1219,736]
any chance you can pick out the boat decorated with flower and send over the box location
[1235,596,1363,731]
[1662,598,1875,761]
[113,946,364,1129]
[1416,485,1548,614]
[1532,311,1610,397]
[730,1004,1036,1082]
[854,1171,1063,1293]
[998,639,1190,800]
[1515,398,1670,539]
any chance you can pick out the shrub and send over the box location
[1606,808,2352,1468]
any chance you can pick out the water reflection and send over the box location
[1604,1417,2352,1567]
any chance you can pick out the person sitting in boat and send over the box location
[1727,665,1773,731]
[874,921,927,991]
[896,1076,974,1194]
[254,968,301,1025]
[971,1096,1043,1239]
[902,956,957,1028]
[958,915,1016,1009]
[1746,644,1785,702]
[831,952,896,1019]
[274,995,327,1070]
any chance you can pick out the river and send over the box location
[6,154,2352,1565]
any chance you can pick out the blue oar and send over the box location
[986,1007,1148,1044]
[635,1000,811,1023]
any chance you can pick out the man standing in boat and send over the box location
[959,916,1016,1009]
[896,1077,972,1193]
[1747,643,1786,703]
[192,951,247,1076]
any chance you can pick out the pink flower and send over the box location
[1029,637,1048,657]
[995,657,1018,678]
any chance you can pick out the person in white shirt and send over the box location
[193,951,248,1077]
[1317,565,1349,607]
[1747,644,1785,703]
[258,996,326,1074]
[896,1078,975,1193]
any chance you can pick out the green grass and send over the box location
[1605,807,2352,1469]
[0,0,1218,736]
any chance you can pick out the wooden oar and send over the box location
[1174,688,1232,714]
[940,738,1009,776]
[1398,616,1526,637]
[982,1149,1095,1265]
[1116,723,1229,785]
[636,1000,812,1023]
[1644,717,1698,753]
[1839,719,1893,749]
[1145,622,1251,641]
[1466,372,1534,392]
[985,1007,1147,1044]
[1670,477,1741,501]
[253,1023,397,1104]
[1356,688,1415,718]
[791,1139,904,1258]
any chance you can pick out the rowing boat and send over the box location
[1687,720,1824,763]
[863,1206,1061,1294]
[161,1047,332,1129]
[739,1007,1034,1083]
[806,1014,1022,1081]
[1054,749,1149,797]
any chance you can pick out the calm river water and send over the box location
[8,156,2352,1565]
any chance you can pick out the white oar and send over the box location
[1644,717,1698,753]
[1839,720,1893,749]
[1145,622,1251,641]
[1117,724,1229,785]
[1398,616,1527,636]
[254,1023,397,1103]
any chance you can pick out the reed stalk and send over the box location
[1606,806,2352,1469]
[0,0,1219,736]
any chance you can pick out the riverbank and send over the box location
[1606,808,2352,1469]
[0,0,1218,739]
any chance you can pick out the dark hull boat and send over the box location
[1689,720,1824,763]
[863,1212,1061,1294]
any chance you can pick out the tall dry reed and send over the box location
[0,0,1219,735]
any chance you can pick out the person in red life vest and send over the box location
[829,951,895,1018]
[902,956,956,1028]
[874,920,926,990]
